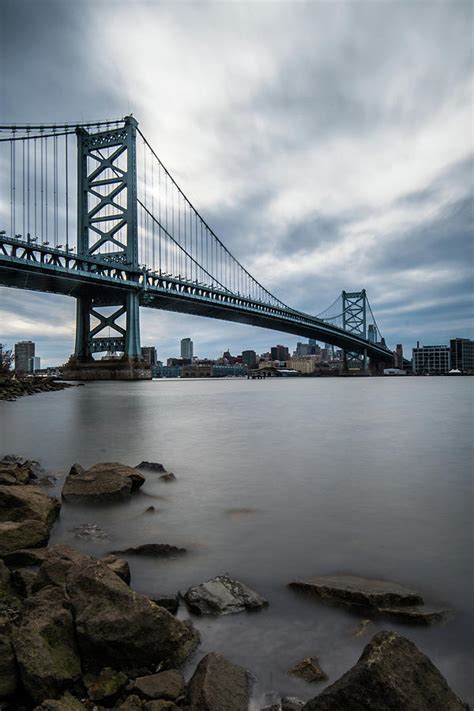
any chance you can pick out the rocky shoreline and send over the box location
[0,456,470,710]
[0,377,78,402]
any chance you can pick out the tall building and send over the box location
[394,344,404,369]
[412,344,450,374]
[30,356,41,373]
[181,338,193,361]
[450,338,474,373]
[15,341,35,374]
[271,344,289,361]
[242,350,257,368]
[295,342,311,357]
[141,346,157,367]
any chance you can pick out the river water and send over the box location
[1,376,472,707]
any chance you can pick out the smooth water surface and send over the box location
[1,377,472,706]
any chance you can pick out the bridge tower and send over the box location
[342,289,368,371]
[70,116,146,377]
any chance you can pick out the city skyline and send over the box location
[1,0,472,366]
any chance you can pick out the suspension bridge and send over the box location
[0,116,393,377]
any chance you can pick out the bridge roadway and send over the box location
[0,236,393,361]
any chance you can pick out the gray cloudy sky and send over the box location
[0,0,472,365]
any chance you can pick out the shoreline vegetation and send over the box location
[0,456,470,710]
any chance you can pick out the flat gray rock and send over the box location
[289,574,423,608]
[182,575,268,615]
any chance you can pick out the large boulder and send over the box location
[66,558,199,675]
[133,669,184,700]
[62,462,144,503]
[32,545,90,592]
[12,585,82,703]
[0,520,51,557]
[303,631,469,710]
[33,692,87,710]
[0,619,18,698]
[186,652,250,711]
[182,575,268,615]
[0,484,60,527]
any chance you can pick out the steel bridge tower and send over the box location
[342,289,368,371]
[73,116,142,364]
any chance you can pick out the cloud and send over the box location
[0,0,472,364]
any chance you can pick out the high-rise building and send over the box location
[450,338,474,373]
[295,342,311,357]
[412,344,450,374]
[141,346,157,367]
[271,344,289,361]
[394,344,404,369]
[15,341,35,374]
[181,338,193,361]
[30,356,41,373]
[242,350,257,368]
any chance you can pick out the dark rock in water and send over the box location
[12,585,82,703]
[182,574,268,615]
[159,472,176,482]
[136,461,166,472]
[62,462,143,503]
[152,593,179,615]
[72,522,109,541]
[36,475,57,487]
[2,546,48,566]
[0,461,36,486]
[84,667,128,701]
[0,519,51,556]
[282,697,305,710]
[302,630,469,710]
[144,505,156,513]
[0,484,61,528]
[133,669,184,700]
[288,657,328,683]
[289,574,423,609]
[66,558,200,675]
[186,652,250,711]
[33,692,87,710]
[113,544,186,557]
[289,574,451,625]
[0,618,18,698]
[375,605,453,625]
[100,554,131,584]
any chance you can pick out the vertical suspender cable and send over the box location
[34,139,37,239]
[22,139,25,237]
[10,139,15,237]
[151,155,155,272]
[27,136,30,237]
[45,137,48,242]
[65,135,69,251]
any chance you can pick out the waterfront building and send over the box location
[412,344,450,374]
[180,338,193,360]
[287,357,317,374]
[212,364,247,377]
[450,338,474,373]
[14,340,35,374]
[182,364,212,377]
[242,350,257,368]
[141,346,157,367]
[271,344,289,361]
[30,356,41,373]
[152,365,182,378]
[368,324,377,343]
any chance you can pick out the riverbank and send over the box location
[0,376,78,402]
[0,455,470,710]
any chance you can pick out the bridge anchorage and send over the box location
[0,117,394,379]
